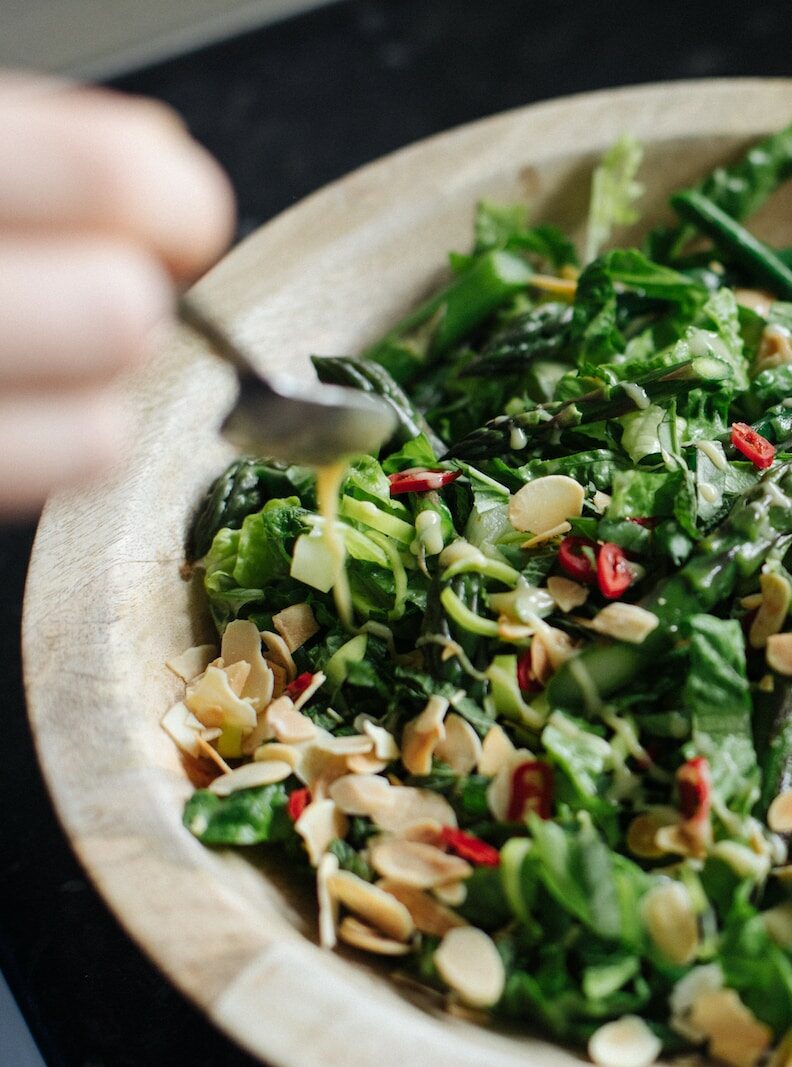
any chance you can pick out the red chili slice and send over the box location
[731,422,775,470]
[557,536,598,584]
[516,648,540,694]
[676,756,711,823]
[287,787,311,822]
[285,672,314,701]
[439,826,500,867]
[507,760,553,821]
[597,542,633,600]
[388,468,461,495]
[627,516,657,528]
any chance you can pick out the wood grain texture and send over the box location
[22,79,792,1066]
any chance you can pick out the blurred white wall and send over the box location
[1,0,328,78]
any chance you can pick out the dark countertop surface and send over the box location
[2,1,791,1063]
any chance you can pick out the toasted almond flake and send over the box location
[588,1015,661,1067]
[314,733,373,756]
[264,696,317,744]
[532,617,575,671]
[372,787,457,833]
[200,727,222,742]
[253,742,301,769]
[750,573,791,649]
[165,644,218,683]
[369,838,471,889]
[508,474,585,535]
[295,799,348,866]
[641,880,699,966]
[161,700,204,757]
[757,322,792,372]
[759,672,776,692]
[486,747,534,821]
[434,927,505,1008]
[478,724,516,776]
[589,603,659,644]
[272,602,320,652]
[762,902,792,948]
[401,696,448,776]
[592,490,612,514]
[209,759,292,795]
[376,879,467,937]
[767,633,792,676]
[267,658,287,697]
[327,869,415,940]
[669,964,724,1037]
[711,840,770,882]
[626,809,679,859]
[337,916,412,956]
[395,820,444,845]
[223,659,251,697]
[185,665,257,731]
[736,287,775,317]
[690,988,772,1067]
[317,852,340,949]
[497,617,535,641]
[434,881,467,907]
[520,521,572,549]
[528,273,578,297]
[329,773,394,816]
[261,630,297,681]
[434,713,482,776]
[292,670,326,712]
[196,735,233,773]
[547,575,589,613]
[358,719,400,760]
[294,742,350,793]
[346,752,388,774]
[741,592,764,610]
[768,789,792,833]
[220,620,274,707]
[654,821,709,860]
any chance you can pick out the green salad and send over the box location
[164,125,792,1067]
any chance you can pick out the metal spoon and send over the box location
[177,294,396,466]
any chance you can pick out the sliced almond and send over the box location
[588,1015,661,1067]
[267,658,287,697]
[626,809,679,859]
[741,592,764,611]
[395,820,444,845]
[185,665,257,731]
[314,734,374,756]
[401,696,448,776]
[337,916,412,956]
[508,474,585,535]
[161,700,204,758]
[359,720,400,760]
[165,644,217,683]
[479,724,516,776]
[767,632,792,676]
[295,798,348,866]
[520,520,571,550]
[547,575,589,613]
[372,786,457,833]
[531,618,575,672]
[294,741,351,794]
[196,736,232,773]
[223,660,251,697]
[433,927,505,1008]
[768,789,792,833]
[762,902,792,948]
[434,881,467,907]
[589,602,659,644]
[690,988,772,1067]
[317,851,340,949]
[253,741,301,770]
[711,840,770,882]
[292,671,326,712]
[377,879,467,937]
[669,963,724,1037]
[757,322,792,372]
[261,630,297,681]
[736,287,775,317]
[221,620,274,706]
[497,617,536,642]
[486,748,534,821]
[368,838,471,888]
[654,821,709,860]
[346,752,388,774]
[326,869,415,941]
[208,759,292,796]
[272,602,319,652]
[263,696,317,744]
[434,713,482,776]
[750,572,791,649]
[641,880,699,966]
[329,773,394,816]
[591,490,612,514]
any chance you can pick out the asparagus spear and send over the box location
[443,355,730,460]
[311,355,446,455]
[459,302,573,378]
[549,461,792,709]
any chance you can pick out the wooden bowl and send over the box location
[23,79,792,1067]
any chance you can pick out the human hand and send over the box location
[0,73,236,517]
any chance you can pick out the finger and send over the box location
[0,84,235,279]
[0,237,172,388]
[0,387,128,518]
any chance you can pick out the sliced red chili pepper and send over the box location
[507,760,553,821]
[676,756,711,823]
[439,826,500,867]
[285,672,314,701]
[597,542,633,600]
[557,536,598,584]
[388,468,461,495]
[627,516,658,528]
[731,422,775,470]
[516,648,541,694]
[287,787,311,822]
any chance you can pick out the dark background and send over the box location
[2,1,790,1063]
